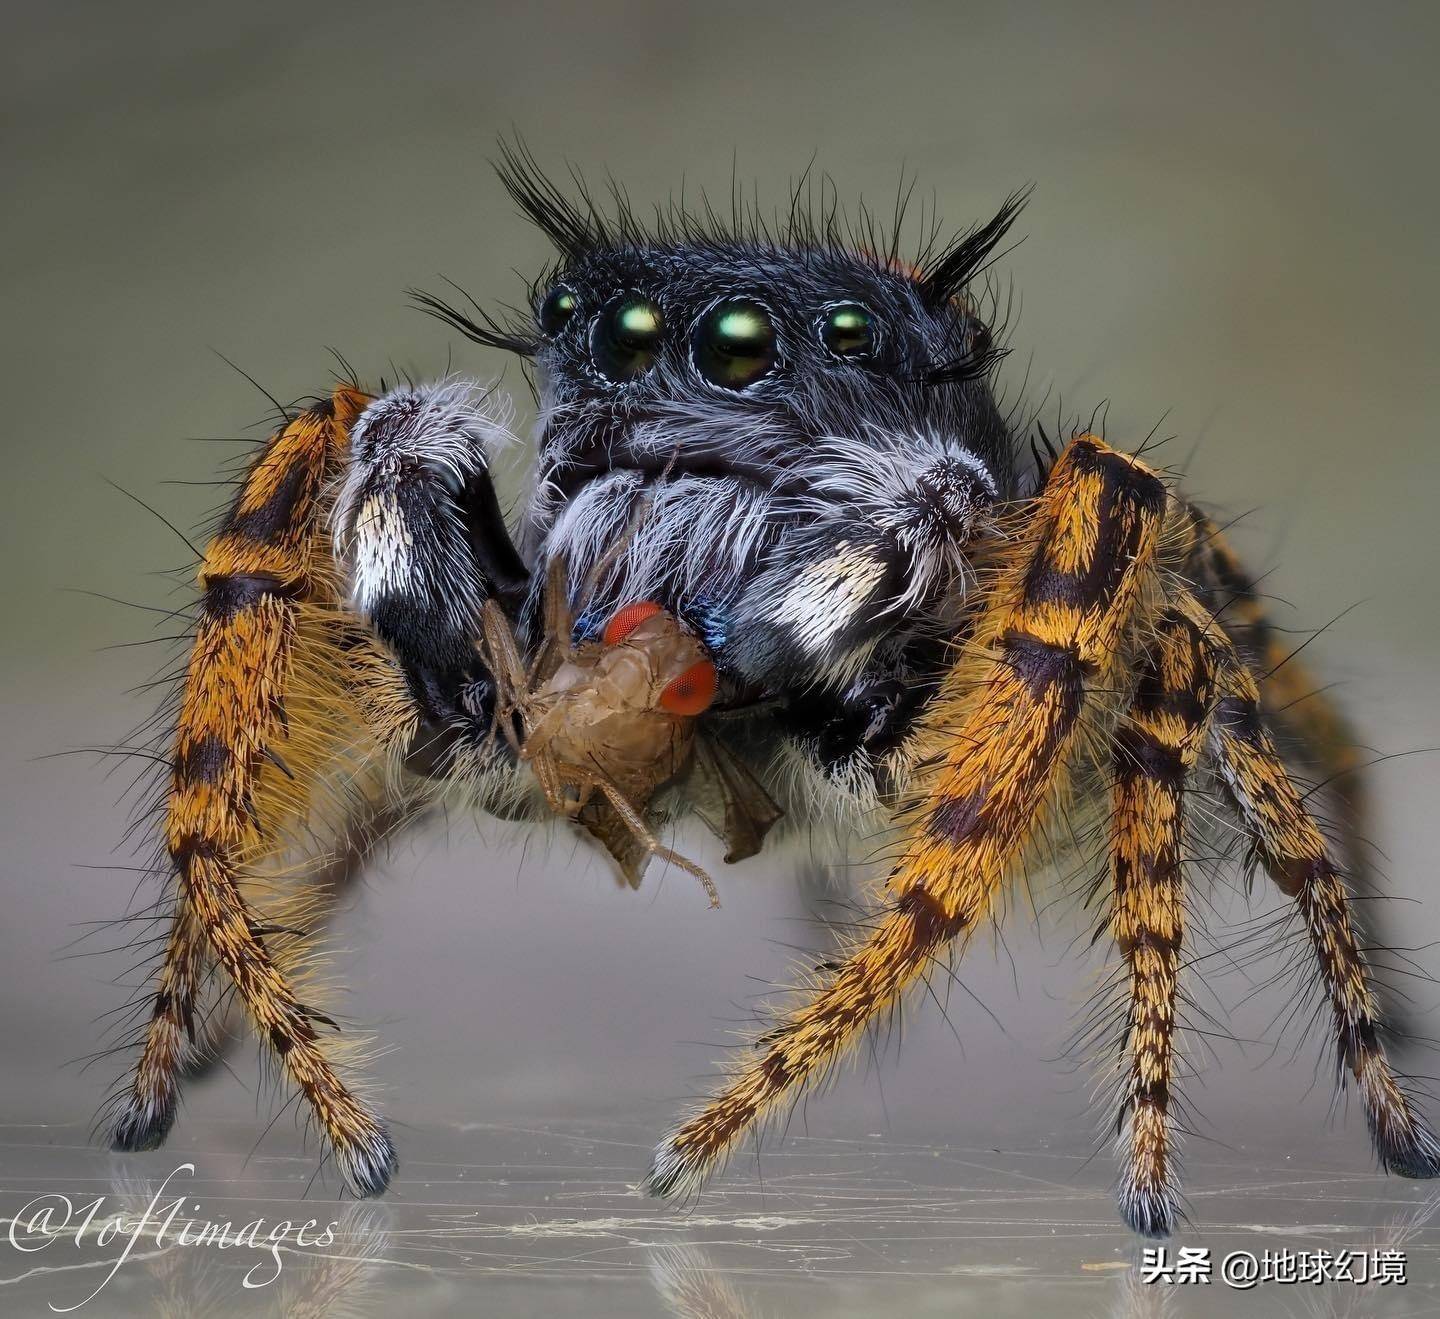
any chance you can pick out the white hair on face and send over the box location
[621,403,793,470]
[748,540,889,691]
[520,391,796,559]
[332,378,519,627]
[542,471,779,618]
[538,468,645,593]
[807,421,998,510]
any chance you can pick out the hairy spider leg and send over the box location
[646,435,1169,1196]
[170,785,422,1087]
[1108,605,1216,1237]
[1194,594,1440,1181]
[111,385,399,1197]
[112,392,362,1152]
[1182,506,1363,789]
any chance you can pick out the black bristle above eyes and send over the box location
[919,262,1020,388]
[495,137,607,259]
[491,134,1030,279]
[423,138,1032,367]
[408,285,540,358]
[915,186,1032,309]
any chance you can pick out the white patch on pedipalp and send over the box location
[767,542,888,654]
[348,494,415,615]
[332,377,519,624]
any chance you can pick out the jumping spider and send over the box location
[104,146,1439,1237]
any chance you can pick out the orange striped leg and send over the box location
[176,769,423,1085]
[1109,606,1215,1236]
[111,386,398,1196]
[1196,597,1440,1179]
[1182,506,1368,840]
[1179,505,1418,1037]
[111,393,355,1151]
[111,390,341,1147]
[110,905,210,1148]
[647,435,1168,1196]
[1175,503,1365,777]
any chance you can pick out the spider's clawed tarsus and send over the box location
[103,156,1437,1236]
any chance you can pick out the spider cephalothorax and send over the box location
[522,236,1011,688]
[103,150,1439,1239]
[400,154,1028,810]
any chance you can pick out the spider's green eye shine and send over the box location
[694,299,777,389]
[820,302,877,360]
[593,295,664,381]
[539,285,577,336]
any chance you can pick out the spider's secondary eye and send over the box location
[538,285,577,336]
[694,299,777,390]
[820,302,877,360]
[593,295,664,381]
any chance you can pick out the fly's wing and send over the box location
[577,794,651,889]
[691,734,784,863]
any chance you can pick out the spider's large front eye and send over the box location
[538,285,578,336]
[592,295,664,381]
[819,302,878,361]
[693,299,777,390]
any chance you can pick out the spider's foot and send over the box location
[645,1134,705,1200]
[1361,1056,1440,1179]
[333,1121,400,1198]
[1116,1177,1179,1239]
[1372,1114,1440,1180]
[109,1088,177,1153]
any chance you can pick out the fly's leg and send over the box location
[597,780,721,908]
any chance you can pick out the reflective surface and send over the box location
[6,1118,1440,1316]
[4,1,1440,1314]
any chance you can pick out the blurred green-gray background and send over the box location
[3,2,1439,1314]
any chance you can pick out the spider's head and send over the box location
[423,149,1026,697]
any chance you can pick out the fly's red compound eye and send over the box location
[603,600,663,646]
[659,660,718,716]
